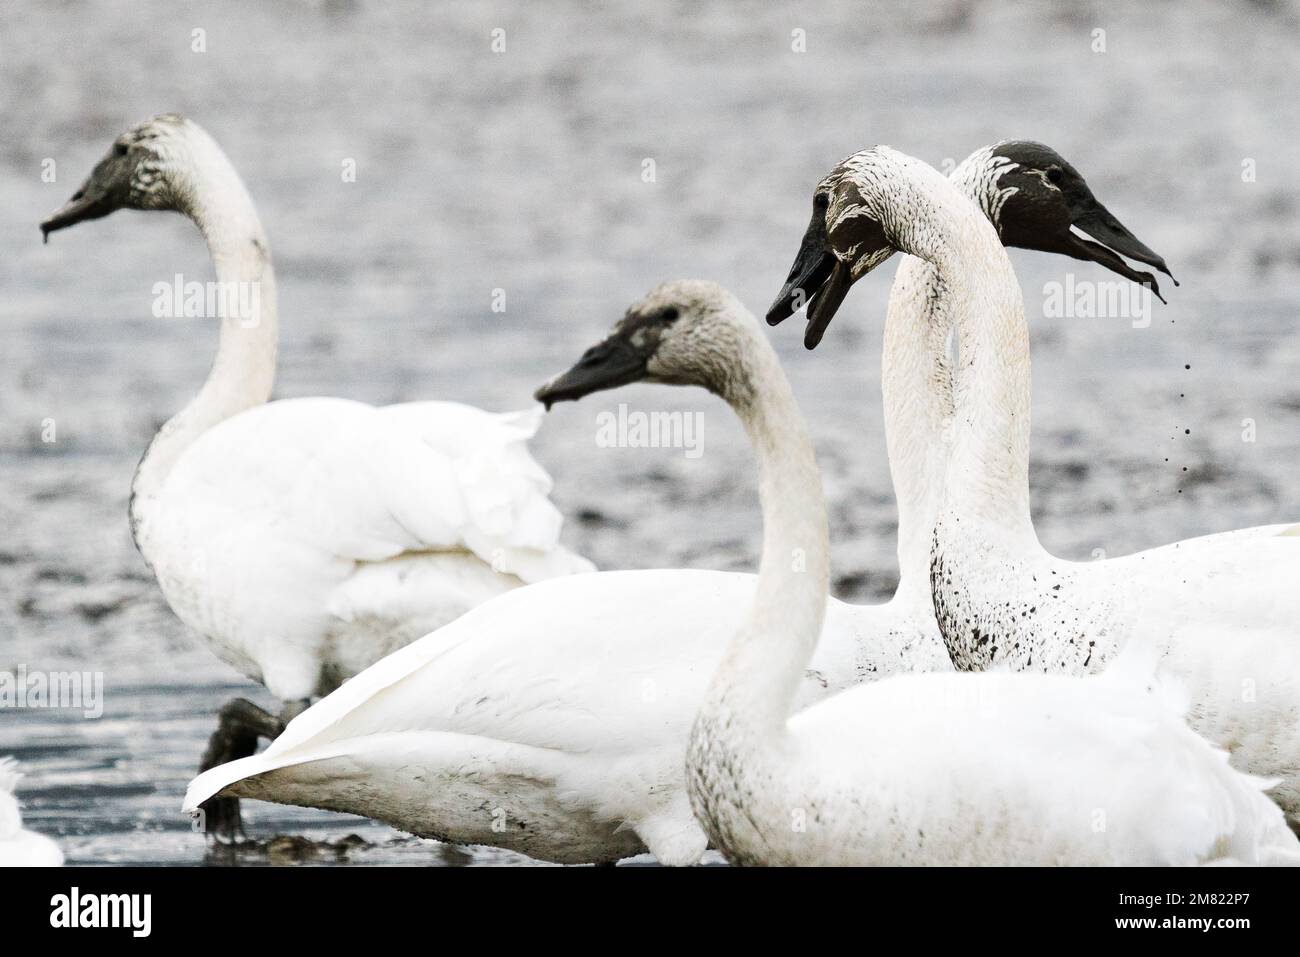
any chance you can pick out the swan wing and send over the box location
[377,401,594,578]
[261,570,752,758]
[262,567,946,761]
[165,397,590,582]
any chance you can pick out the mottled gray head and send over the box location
[767,146,938,349]
[975,140,1175,296]
[40,113,206,240]
[535,280,753,406]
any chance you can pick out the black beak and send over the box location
[534,336,648,410]
[767,196,883,349]
[766,200,835,327]
[1068,199,1178,302]
[801,259,855,350]
[40,177,113,243]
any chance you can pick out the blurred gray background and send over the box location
[1,0,1297,864]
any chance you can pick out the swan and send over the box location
[531,277,1296,865]
[40,114,592,840]
[0,758,64,867]
[771,142,1300,823]
[808,140,1176,610]
[181,145,1167,865]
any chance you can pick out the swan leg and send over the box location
[279,698,310,725]
[196,697,288,844]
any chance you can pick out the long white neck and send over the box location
[881,255,956,608]
[881,148,1029,604]
[698,318,831,737]
[130,136,277,526]
[921,183,1035,540]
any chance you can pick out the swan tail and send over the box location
[184,754,275,813]
[184,740,376,812]
[454,429,596,581]
[383,401,593,582]
[183,731,613,862]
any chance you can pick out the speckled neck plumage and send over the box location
[686,305,830,856]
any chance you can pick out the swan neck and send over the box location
[882,255,956,608]
[927,204,1034,537]
[705,327,830,733]
[131,145,277,521]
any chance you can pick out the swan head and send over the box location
[968,140,1176,297]
[534,280,753,406]
[40,113,217,241]
[767,146,958,349]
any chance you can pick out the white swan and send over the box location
[181,145,1168,864]
[0,758,64,867]
[41,114,592,838]
[547,275,1292,865]
[773,142,1300,823]
[770,140,1176,611]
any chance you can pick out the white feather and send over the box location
[0,758,63,867]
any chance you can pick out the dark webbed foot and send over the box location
[195,697,290,844]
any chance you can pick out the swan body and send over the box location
[143,398,588,700]
[705,669,1298,866]
[185,568,943,865]
[930,519,1300,813]
[0,759,63,867]
[42,115,591,705]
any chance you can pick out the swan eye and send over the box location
[1046,166,1063,184]
[114,142,129,157]
[813,193,830,209]
[661,307,679,322]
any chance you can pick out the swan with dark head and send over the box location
[771,142,1300,827]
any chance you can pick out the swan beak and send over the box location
[802,259,855,350]
[1067,201,1178,302]
[767,203,835,327]
[40,178,113,243]
[534,337,648,409]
